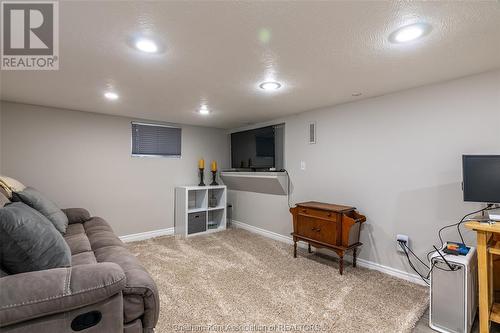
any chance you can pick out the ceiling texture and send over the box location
[1,1,499,129]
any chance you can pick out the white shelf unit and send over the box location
[175,185,227,237]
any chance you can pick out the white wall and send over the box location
[0,102,229,236]
[228,70,500,274]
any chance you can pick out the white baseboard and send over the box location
[231,220,427,286]
[119,227,174,243]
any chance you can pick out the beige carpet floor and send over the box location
[128,228,428,333]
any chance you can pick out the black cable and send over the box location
[398,241,429,285]
[401,241,429,269]
[398,241,456,285]
[456,204,495,246]
[437,206,497,249]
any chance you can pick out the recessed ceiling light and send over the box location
[352,92,362,97]
[135,38,158,53]
[259,81,282,91]
[389,23,431,44]
[198,105,210,115]
[104,91,119,100]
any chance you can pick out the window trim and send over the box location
[130,121,182,158]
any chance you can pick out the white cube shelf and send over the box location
[175,185,227,236]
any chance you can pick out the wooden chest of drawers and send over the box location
[290,201,366,274]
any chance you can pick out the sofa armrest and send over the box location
[62,208,91,224]
[123,269,160,330]
[0,263,126,327]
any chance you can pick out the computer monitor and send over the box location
[462,155,500,204]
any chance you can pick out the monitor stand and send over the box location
[467,215,493,223]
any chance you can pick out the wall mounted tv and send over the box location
[462,155,500,203]
[231,124,284,170]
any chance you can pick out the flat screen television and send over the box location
[231,125,280,170]
[462,155,500,203]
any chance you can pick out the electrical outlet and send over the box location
[396,234,409,253]
[300,161,306,170]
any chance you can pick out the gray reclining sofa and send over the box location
[0,187,159,333]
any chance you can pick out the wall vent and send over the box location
[308,122,316,144]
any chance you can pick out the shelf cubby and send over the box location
[208,209,225,230]
[208,187,226,209]
[188,189,207,211]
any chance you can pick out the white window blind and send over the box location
[131,122,181,157]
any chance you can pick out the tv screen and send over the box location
[231,126,275,169]
[463,155,500,203]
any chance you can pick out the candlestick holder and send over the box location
[198,168,205,186]
[210,170,218,186]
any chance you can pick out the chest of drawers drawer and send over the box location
[296,215,337,244]
[298,207,337,221]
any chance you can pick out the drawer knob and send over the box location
[327,213,332,217]
[302,209,307,213]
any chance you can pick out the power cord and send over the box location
[398,240,456,285]
[455,204,495,246]
[399,206,497,285]
[398,240,430,285]
[427,205,498,260]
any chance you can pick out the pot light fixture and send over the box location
[104,91,119,100]
[259,81,282,91]
[135,38,159,53]
[352,92,362,97]
[198,104,210,115]
[389,23,431,44]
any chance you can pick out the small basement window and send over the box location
[131,122,181,157]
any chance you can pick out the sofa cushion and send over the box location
[0,202,71,274]
[0,176,26,198]
[64,223,86,237]
[63,222,97,266]
[62,208,91,224]
[13,187,68,234]
[64,233,92,255]
[0,191,10,208]
[0,186,9,199]
[71,252,98,266]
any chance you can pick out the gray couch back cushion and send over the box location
[13,187,68,234]
[0,202,71,274]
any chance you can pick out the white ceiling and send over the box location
[1,1,499,129]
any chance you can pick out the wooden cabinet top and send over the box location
[296,201,355,213]
[465,221,500,233]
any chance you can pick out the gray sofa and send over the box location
[0,207,159,333]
